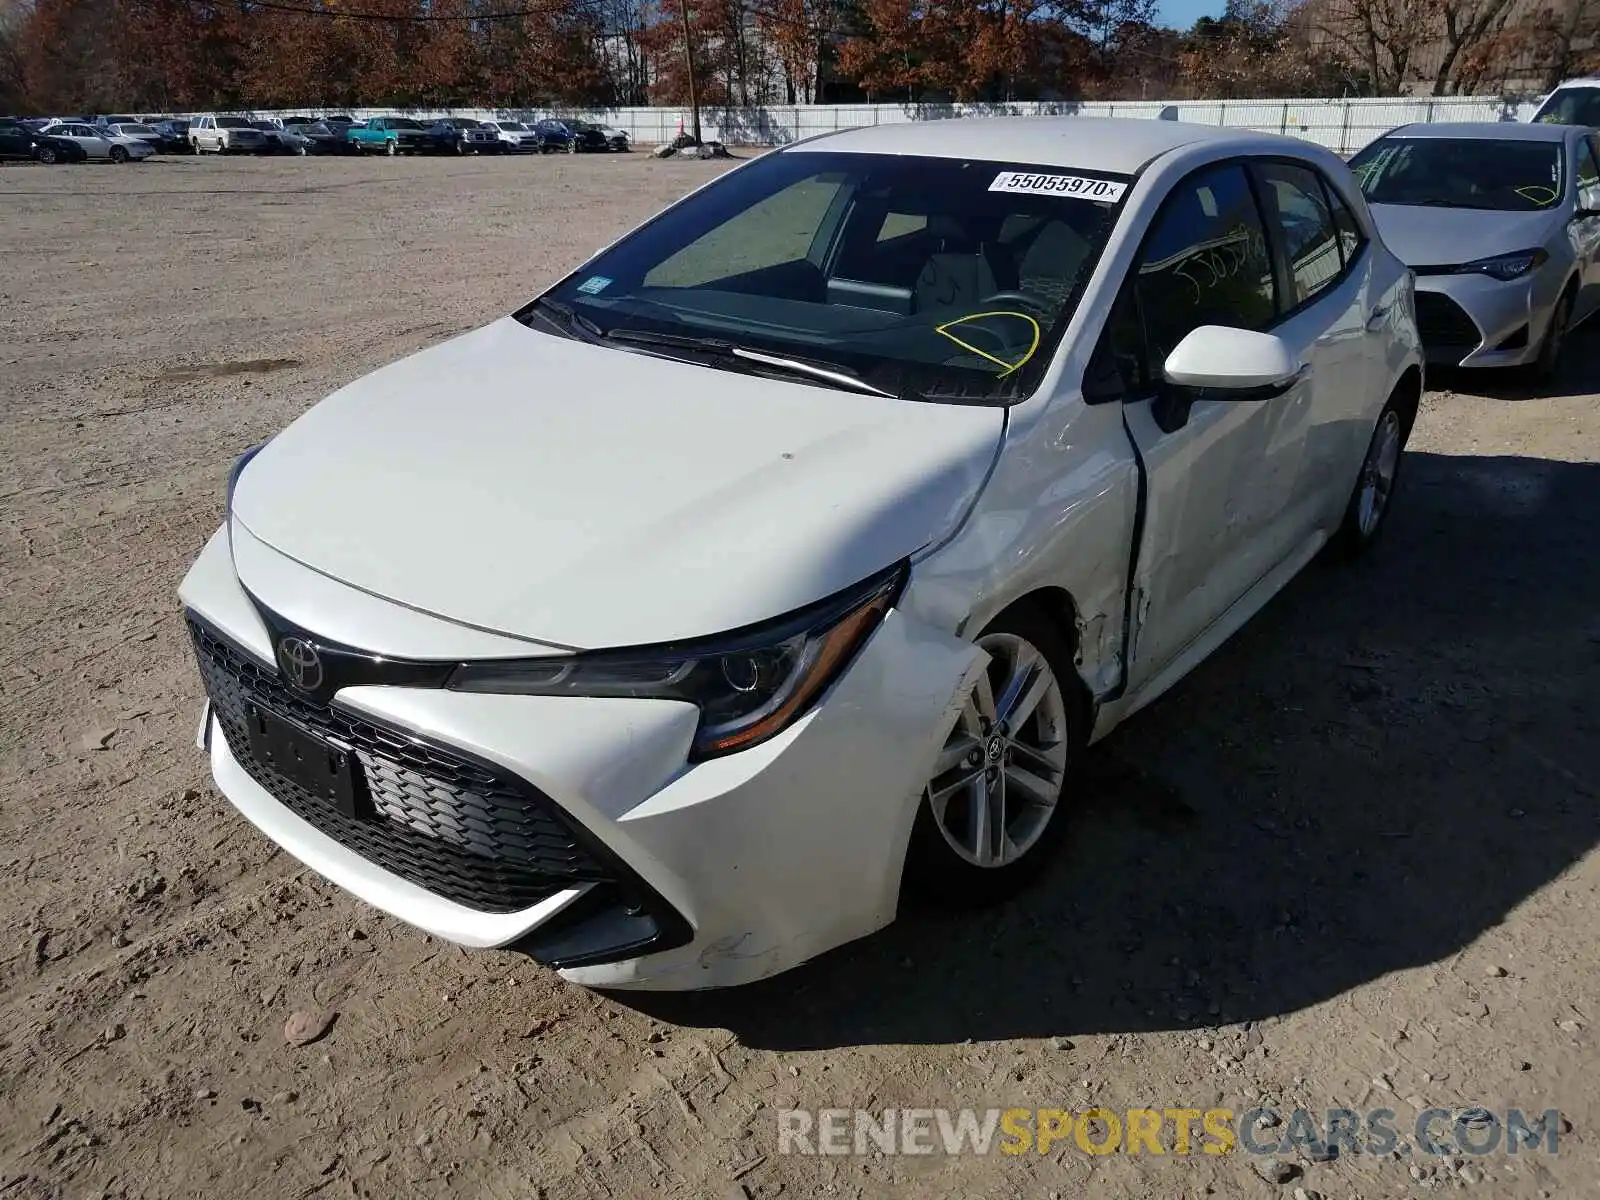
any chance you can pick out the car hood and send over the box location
[230,318,1004,650]
[1370,203,1563,266]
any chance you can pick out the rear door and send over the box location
[66,124,108,158]
[1247,158,1374,556]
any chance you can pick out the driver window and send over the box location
[1135,163,1277,367]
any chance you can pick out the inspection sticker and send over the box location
[577,275,613,295]
[988,172,1126,203]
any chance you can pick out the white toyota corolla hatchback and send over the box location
[181,118,1422,990]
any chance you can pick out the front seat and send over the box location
[913,215,1009,313]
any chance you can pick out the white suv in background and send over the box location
[481,120,538,152]
[189,115,268,154]
[1531,78,1600,127]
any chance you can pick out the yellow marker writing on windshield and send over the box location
[1515,185,1558,205]
[934,311,1042,377]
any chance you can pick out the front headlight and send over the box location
[448,564,905,759]
[1455,249,1549,281]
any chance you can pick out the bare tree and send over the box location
[1431,0,1516,93]
[1313,0,1436,93]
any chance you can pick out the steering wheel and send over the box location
[975,291,1052,315]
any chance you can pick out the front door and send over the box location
[1111,162,1290,690]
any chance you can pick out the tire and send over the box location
[903,604,1084,907]
[109,145,128,163]
[567,140,577,154]
[1332,395,1407,557]
[36,145,58,165]
[385,139,397,157]
[1529,285,1574,385]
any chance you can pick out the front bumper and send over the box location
[178,525,982,989]
[1413,268,1563,368]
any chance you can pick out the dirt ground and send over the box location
[1,151,1597,1200]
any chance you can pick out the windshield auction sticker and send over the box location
[989,172,1127,203]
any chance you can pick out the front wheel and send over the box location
[36,145,58,165]
[903,606,1083,906]
[1530,286,1573,385]
[385,139,397,157]
[109,145,128,163]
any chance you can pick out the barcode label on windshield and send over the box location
[989,172,1126,203]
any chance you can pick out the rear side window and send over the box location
[1255,162,1343,308]
[1323,181,1365,265]
[1134,162,1277,364]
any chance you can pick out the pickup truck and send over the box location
[348,117,434,155]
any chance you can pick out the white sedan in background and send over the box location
[181,118,1421,991]
[37,121,154,162]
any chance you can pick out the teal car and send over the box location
[347,116,433,156]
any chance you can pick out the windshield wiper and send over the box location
[530,297,604,340]
[602,327,902,399]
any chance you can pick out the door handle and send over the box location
[1366,303,1392,330]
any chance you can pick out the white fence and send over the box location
[242,95,1542,155]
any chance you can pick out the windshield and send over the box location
[526,151,1124,404]
[388,118,426,130]
[119,123,156,134]
[1535,87,1600,127]
[1350,137,1564,211]
[500,122,526,131]
[217,117,251,129]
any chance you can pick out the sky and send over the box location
[1159,0,1226,30]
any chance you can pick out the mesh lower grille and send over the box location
[1414,292,1481,352]
[189,617,615,913]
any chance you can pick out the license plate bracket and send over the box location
[245,704,368,819]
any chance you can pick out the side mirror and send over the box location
[1162,325,1305,399]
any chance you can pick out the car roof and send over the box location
[785,116,1304,173]
[1384,121,1572,142]
[1551,78,1600,89]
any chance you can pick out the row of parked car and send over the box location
[0,112,632,163]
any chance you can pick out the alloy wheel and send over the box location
[924,632,1069,868]
[1357,409,1402,538]
[1538,293,1570,378]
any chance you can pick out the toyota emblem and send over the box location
[276,636,324,693]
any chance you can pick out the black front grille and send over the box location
[189,617,618,913]
[1414,291,1482,352]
